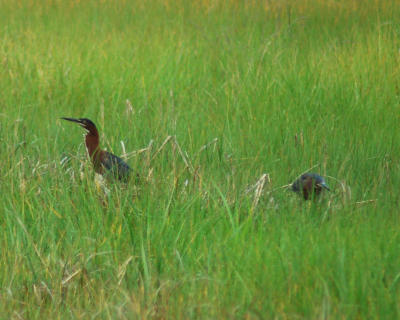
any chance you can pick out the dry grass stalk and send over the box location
[325,175,351,203]
[268,183,292,193]
[151,135,173,161]
[95,173,110,196]
[294,131,304,148]
[250,173,270,212]
[172,136,194,174]
[120,140,127,160]
[125,99,134,116]
[355,199,377,207]
[118,256,134,286]
[147,168,154,182]
[194,137,218,158]
[123,140,154,160]
[61,269,82,287]
[33,282,53,303]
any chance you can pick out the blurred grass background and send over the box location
[1,0,400,318]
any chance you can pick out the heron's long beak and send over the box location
[319,182,330,191]
[61,117,82,124]
[61,117,87,130]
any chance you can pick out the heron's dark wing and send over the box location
[102,151,132,181]
[291,182,299,192]
[291,177,302,192]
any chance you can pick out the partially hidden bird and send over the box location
[61,117,132,181]
[291,172,330,200]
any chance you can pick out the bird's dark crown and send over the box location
[301,173,324,183]
[77,118,96,128]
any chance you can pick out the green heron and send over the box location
[291,172,330,200]
[61,117,132,181]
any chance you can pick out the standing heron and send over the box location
[61,117,133,181]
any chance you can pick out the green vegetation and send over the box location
[1,0,400,318]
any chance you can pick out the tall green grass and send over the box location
[1,0,400,318]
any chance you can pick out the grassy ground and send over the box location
[1,0,400,318]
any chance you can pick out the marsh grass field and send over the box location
[1,0,400,318]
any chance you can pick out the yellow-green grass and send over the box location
[1,0,400,318]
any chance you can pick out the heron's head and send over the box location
[61,117,98,134]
